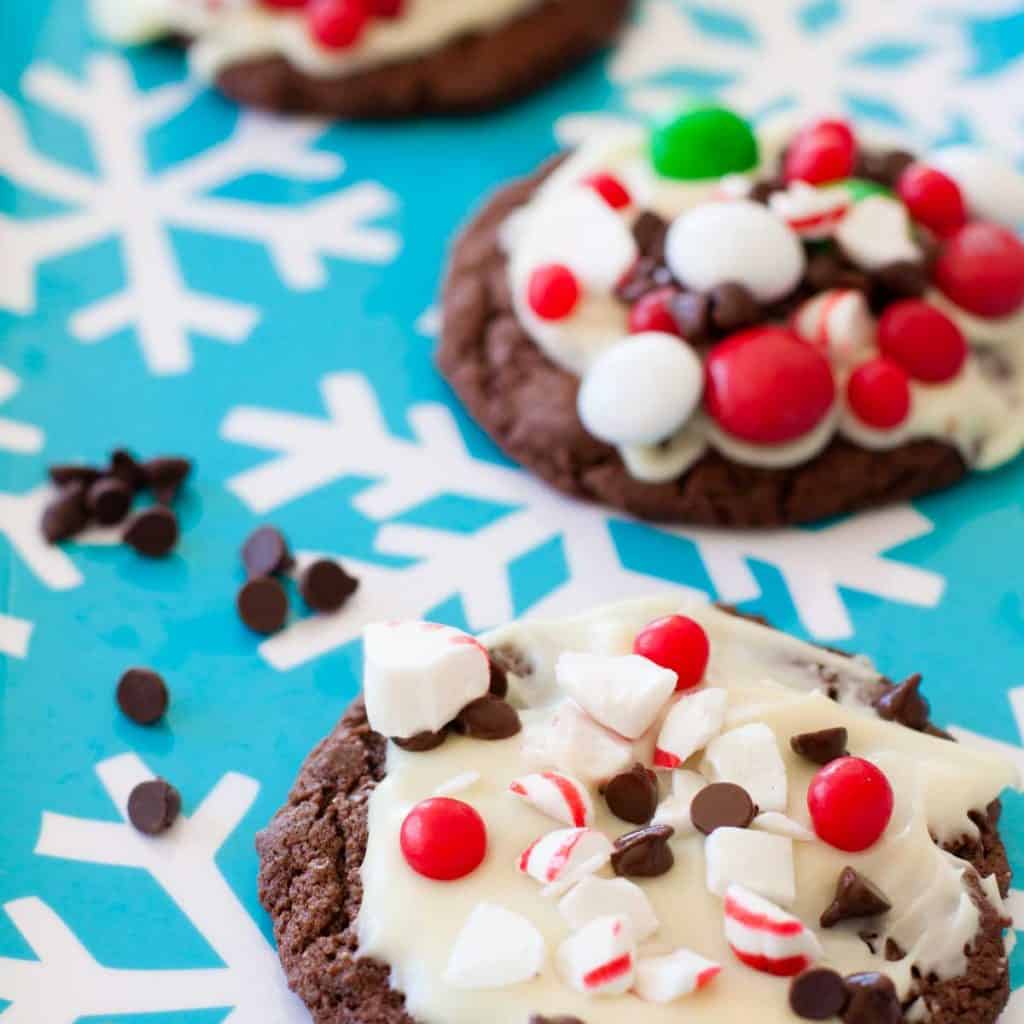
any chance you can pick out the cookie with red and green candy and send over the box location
[91,0,632,118]
[256,599,1017,1024]
[438,105,1024,526]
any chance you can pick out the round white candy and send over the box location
[664,199,805,302]
[577,332,703,446]
[930,146,1024,227]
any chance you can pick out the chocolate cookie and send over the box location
[257,604,1013,1024]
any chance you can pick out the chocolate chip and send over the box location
[821,867,891,928]
[109,448,147,491]
[143,456,192,504]
[123,505,179,557]
[874,673,929,730]
[690,782,756,835]
[454,695,521,740]
[615,257,661,304]
[884,938,906,962]
[671,291,711,341]
[86,477,134,526]
[299,559,359,613]
[49,464,100,488]
[487,662,508,700]
[709,282,760,332]
[855,148,914,188]
[805,250,870,293]
[241,525,293,577]
[632,211,668,260]
[236,576,289,634]
[529,1017,586,1024]
[791,726,849,765]
[604,763,659,824]
[394,729,448,752]
[790,968,849,1020]
[858,931,879,955]
[873,260,927,301]
[127,779,181,835]
[750,178,784,204]
[842,972,901,1024]
[610,823,674,878]
[116,667,169,725]
[41,483,89,542]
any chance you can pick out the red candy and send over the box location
[527,264,581,321]
[582,172,632,211]
[784,120,857,186]
[308,0,367,48]
[633,615,709,692]
[705,327,836,444]
[846,358,911,429]
[367,0,404,14]
[878,300,967,383]
[897,163,967,239]
[807,757,893,853]
[400,798,487,881]
[628,287,681,336]
[934,221,1024,319]
[263,0,309,7]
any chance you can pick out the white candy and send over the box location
[526,700,634,786]
[723,885,822,977]
[633,948,722,1003]
[752,812,815,842]
[556,651,677,739]
[769,181,850,239]
[509,771,594,828]
[705,827,796,907]
[363,621,489,739]
[653,689,728,769]
[557,915,637,996]
[577,333,704,446]
[793,288,875,364]
[559,876,659,942]
[835,195,921,271]
[931,146,1024,226]
[702,723,788,812]
[443,903,546,989]
[519,827,614,886]
[652,769,707,835]
[664,200,806,302]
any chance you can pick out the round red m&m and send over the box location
[846,358,911,430]
[877,300,967,383]
[309,0,368,48]
[934,221,1024,319]
[527,264,581,321]
[897,162,967,239]
[400,797,487,881]
[583,172,632,211]
[807,757,893,852]
[784,121,857,186]
[705,327,836,444]
[628,287,681,336]
[633,615,709,692]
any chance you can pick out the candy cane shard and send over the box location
[557,915,637,995]
[633,948,722,1003]
[444,902,546,989]
[519,827,614,886]
[793,288,875,364]
[723,885,822,977]
[509,771,594,827]
[702,722,788,812]
[706,827,796,907]
[524,699,634,786]
[559,876,659,942]
[653,689,728,769]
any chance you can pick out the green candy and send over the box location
[839,178,893,202]
[651,105,759,181]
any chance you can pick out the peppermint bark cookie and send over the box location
[438,108,1024,526]
[91,0,632,118]
[256,599,1017,1024]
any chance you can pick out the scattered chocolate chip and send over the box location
[116,667,169,725]
[127,778,181,835]
[842,972,901,1024]
[614,256,661,304]
[236,576,289,634]
[394,729,448,752]
[529,1016,585,1024]
[143,456,192,504]
[108,448,147,491]
[454,695,521,740]
[690,782,756,835]
[874,673,929,731]
[123,505,179,558]
[821,867,892,928]
[749,178,784,204]
[632,211,668,260]
[884,938,906,962]
[41,483,89,543]
[858,931,879,955]
[299,558,359,613]
[709,281,760,332]
[49,464,99,489]
[791,726,849,765]
[805,250,870,293]
[790,968,850,1020]
[241,525,294,578]
[86,477,134,526]
[488,659,509,699]
[671,291,711,341]
[873,260,927,301]
[855,148,914,189]
[610,823,674,878]
[604,763,659,824]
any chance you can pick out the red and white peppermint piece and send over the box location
[518,827,613,886]
[633,948,722,1003]
[723,885,822,978]
[557,915,637,996]
[559,876,659,942]
[443,903,546,989]
[363,621,489,739]
[556,652,677,739]
[509,771,594,828]
[702,723,788,812]
[705,827,796,907]
[792,288,875,365]
[653,689,728,769]
[834,195,921,271]
[769,182,851,239]
[525,700,634,786]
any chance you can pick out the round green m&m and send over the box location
[651,105,759,180]
[840,178,893,203]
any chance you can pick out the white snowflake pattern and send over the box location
[0,752,307,1022]
[221,372,943,670]
[0,54,400,376]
